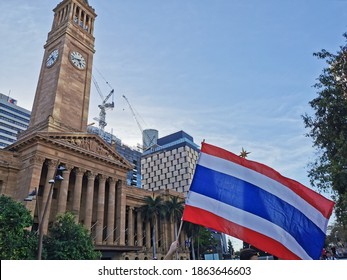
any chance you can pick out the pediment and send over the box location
[6,132,133,170]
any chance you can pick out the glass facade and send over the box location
[87,126,142,188]
[0,93,31,148]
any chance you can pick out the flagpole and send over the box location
[175,219,184,260]
[176,219,184,241]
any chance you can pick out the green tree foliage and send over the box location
[164,195,184,238]
[325,222,347,248]
[182,223,220,259]
[227,239,234,256]
[195,227,218,258]
[183,221,201,259]
[44,212,101,260]
[302,32,347,226]
[140,195,165,259]
[0,195,37,259]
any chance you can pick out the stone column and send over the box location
[72,2,77,22]
[57,165,73,215]
[90,18,94,35]
[83,12,87,29]
[146,221,151,249]
[63,5,68,21]
[106,178,116,245]
[72,168,85,222]
[58,9,62,24]
[136,210,143,247]
[154,219,159,255]
[23,155,45,218]
[163,218,171,252]
[115,179,126,246]
[78,8,82,26]
[84,171,95,231]
[68,2,73,21]
[95,174,106,245]
[127,207,134,246]
[41,159,58,235]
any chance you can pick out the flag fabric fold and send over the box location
[182,142,335,260]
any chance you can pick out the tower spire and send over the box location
[21,0,97,137]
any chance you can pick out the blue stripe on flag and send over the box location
[189,165,325,259]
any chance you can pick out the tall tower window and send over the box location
[80,11,85,27]
[52,3,72,29]
[85,15,90,31]
[71,5,93,34]
[74,7,80,24]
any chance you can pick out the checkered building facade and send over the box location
[141,131,200,195]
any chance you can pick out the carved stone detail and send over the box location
[66,137,113,159]
[62,164,74,172]
[108,177,116,185]
[86,171,95,180]
[74,167,87,176]
[98,174,108,182]
[29,155,45,165]
[46,159,59,169]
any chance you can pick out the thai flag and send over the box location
[8,98,17,105]
[182,142,335,260]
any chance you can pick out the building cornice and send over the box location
[6,132,133,171]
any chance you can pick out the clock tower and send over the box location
[27,0,96,134]
[0,0,190,260]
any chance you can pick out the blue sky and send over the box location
[0,0,346,249]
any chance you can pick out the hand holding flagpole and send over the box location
[164,219,184,260]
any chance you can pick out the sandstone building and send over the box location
[0,0,188,260]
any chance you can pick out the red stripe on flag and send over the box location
[183,205,301,260]
[201,142,334,219]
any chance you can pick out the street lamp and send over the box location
[24,188,37,202]
[36,164,66,260]
[24,188,39,232]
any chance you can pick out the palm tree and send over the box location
[140,195,164,259]
[164,195,184,259]
[164,196,184,240]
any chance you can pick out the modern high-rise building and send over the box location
[0,93,31,148]
[141,130,229,258]
[141,130,200,196]
[87,126,142,188]
[116,143,142,188]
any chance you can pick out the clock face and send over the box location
[70,51,86,70]
[46,49,59,68]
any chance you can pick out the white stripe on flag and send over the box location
[198,153,329,232]
[186,191,312,260]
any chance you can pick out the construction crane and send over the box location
[122,94,158,151]
[92,75,114,134]
[122,94,144,133]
